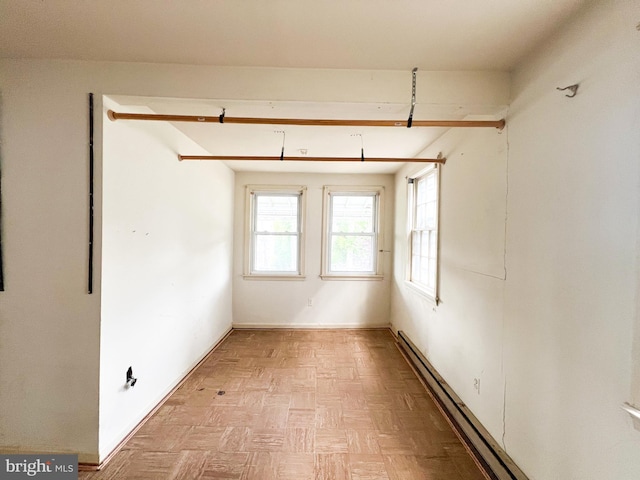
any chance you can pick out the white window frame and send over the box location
[244,185,306,280]
[406,165,440,303]
[321,185,384,280]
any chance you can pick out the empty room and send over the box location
[1,1,640,479]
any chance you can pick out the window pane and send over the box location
[420,259,429,284]
[428,261,436,288]
[426,174,436,201]
[412,231,421,254]
[425,201,436,228]
[330,234,374,272]
[411,254,420,282]
[331,195,374,233]
[254,234,298,272]
[421,231,429,255]
[256,195,298,233]
[417,178,427,204]
[429,232,437,259]
[409,168,438,294]
[416,204,426,229]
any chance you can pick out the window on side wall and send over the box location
[407,166,440,302]
[244,186,306,279]
[321,186,384,279]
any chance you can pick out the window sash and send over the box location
[250,191,302,275]
[408,167,439,299]
[322,188,383,277]
[327,193,378,274]
[252,233,299,273]
[410,229,437,290]
[329,232,377,273]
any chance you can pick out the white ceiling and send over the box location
[1,0,586,71]
[2,0,586,174]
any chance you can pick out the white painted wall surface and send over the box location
[233,172,394,328]
[0,60,509,461]
[0,62,103,461]
[391,126,509,445]
[505,1,640,479]
[392,1,640,479]
[99,98,234,458]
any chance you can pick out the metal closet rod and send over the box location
[178,155,446,163]
[107,110,505,129]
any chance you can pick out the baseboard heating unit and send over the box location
[396,331,529,480]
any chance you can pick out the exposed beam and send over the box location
[178,155,446,164]
[107,110,505,130]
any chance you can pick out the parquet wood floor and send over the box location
[80,329,487,479]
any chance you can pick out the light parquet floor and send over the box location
[80,329,487,480]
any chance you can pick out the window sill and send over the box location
[243,274,306,281]
[404,280,439,305]
[320,274,384,281]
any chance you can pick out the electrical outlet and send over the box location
[473,378,480,394]
[307,298,313,307]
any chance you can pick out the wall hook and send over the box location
[556,84,579,98]
[126,366,137,387]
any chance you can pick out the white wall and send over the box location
[391,1,640,479]
[233,172,394,328]
[0,62,103,462]
[99,98,234,458]
[391,126,509,443]
[0,59,508,462]
[505,1,640,479]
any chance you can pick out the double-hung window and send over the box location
[322,186,384,279]
[245,186,306,278]
[408,166,440,301]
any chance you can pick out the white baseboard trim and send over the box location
[232,323,391,330]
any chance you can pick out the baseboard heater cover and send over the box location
[397,331,528,480]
